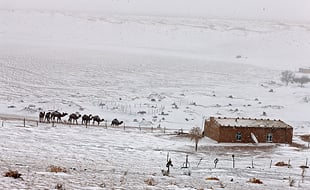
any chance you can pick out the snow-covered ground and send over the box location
[0,0,309,189]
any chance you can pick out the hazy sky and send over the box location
[1,0,310,22]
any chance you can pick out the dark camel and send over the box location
[45,112,51,123]
[111,118,123,126]
[92,115,104,125]
[39,112,45,122]
[68,113,81,124]
[82,114,92,125]
[51,111,68,123]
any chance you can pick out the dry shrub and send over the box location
[144,178,156,186]
[47,165,68,173]
[161,169,169,176]
[300,134,310,142]
[275,161,290,167]
[4,170,22,179]
[55,183,65,190]
[170,181,177,186]
[206,177,219,181]
[289,177,295,187]
[290,142,307,149]
[248,178,263,184]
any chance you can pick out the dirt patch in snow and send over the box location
[300,134,310,142]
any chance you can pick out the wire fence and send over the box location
[0,116,187,135]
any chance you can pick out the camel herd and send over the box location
[39,111,123,126]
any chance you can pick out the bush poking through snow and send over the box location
[219,181,226,188]
[280,70,295,86]
[248,177,263,184]
[120,171,128,185]
[206,177,219,181]
[161,169,169,176]
[293,76,310,87]
[144,178,156,186]
[289,177,295,187]
[4,170,22,179]
[55,183,65,190]
[189,127,203,151]
[47,165,68,173]
[275,161,290,167]
[302,96,310,103]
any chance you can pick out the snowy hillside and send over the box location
[0,0,310,189]
[1,0,310,70]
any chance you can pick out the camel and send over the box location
[92,115,104,125]
[44,112,51,123]
[68,113,81,125]
[82,114,92,125]
[51,111,68,123]
[39,112,45,122]
[111,118,123,126]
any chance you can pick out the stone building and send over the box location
[204,117,293,144]
[299,67,310,73]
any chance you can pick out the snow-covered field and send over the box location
[0,0,309,189]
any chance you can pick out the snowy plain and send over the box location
[0,0,310,189]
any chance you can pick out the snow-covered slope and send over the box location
[2,0,310,22]
[1,0,310,70]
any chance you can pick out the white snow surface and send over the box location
[213,117,291,129]
[0,0,310,189]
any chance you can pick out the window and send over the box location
[266,133,273,143]
[236,132,242,141]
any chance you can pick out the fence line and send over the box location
[0,116,187,134]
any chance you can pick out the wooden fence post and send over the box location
[23,118,25,127]
[214,158,219,168]
[270,160,272,168]
[182,155,190,168]
[232,154,235,168]
[197,158,202,167]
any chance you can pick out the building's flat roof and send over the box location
[213,117,292,128]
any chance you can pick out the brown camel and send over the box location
[39,112,45,123]
[82,114,92,125]
[51,111,68,123]
[68,113,81,125]
[92,115,104,125]
[111,118,123,126]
